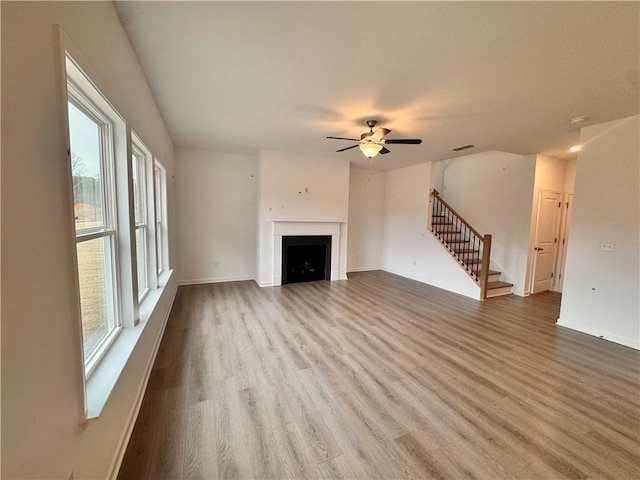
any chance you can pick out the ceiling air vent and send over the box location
[452,144,475,152]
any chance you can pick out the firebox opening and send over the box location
[282,235,331,285]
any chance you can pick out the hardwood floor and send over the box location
[118,271,640,480]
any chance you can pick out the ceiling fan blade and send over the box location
[327,136,360,141]
[371,128,391,140]
[380,146,391,155]
[336,144,359,152]
[384,139,423,144]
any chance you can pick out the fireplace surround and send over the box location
[260,221,346,287]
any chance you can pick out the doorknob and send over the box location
[535,247,544,251]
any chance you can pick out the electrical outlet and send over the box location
[600,242,615,252]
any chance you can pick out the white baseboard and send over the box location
[106,280,179,480]
[347,266,381,273]
[255,278,273,288]
[177,275,255,286]
[556,319,640,350]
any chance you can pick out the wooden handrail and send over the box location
[432,190,484,240]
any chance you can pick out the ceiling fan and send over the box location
[327,120,422,158]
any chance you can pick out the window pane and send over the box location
[132,154,139,222]
[154,166,163,273]
[68,102,105,230]
[77,236,115,358]
[154,167,162,219]
[132,154,146,224]
[136,227,147,295]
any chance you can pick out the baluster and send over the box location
[468,227,472,270]
[470,234,474,276]
[475,235,479,277]
[471,234,475,275]
[463,223,468,269]
[453,213,458,254]
[432,198,436,230]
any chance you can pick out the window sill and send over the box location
[84,269,175,421]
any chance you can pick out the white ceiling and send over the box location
[115,1,639,170]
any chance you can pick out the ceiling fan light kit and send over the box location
[359,142,383,158]
[327,120,422,159]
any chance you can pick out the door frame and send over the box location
[552,193,574,292]
[528,189,563,294]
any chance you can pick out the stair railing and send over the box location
[429,189,492,300]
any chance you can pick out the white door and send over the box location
[531,190,563,294]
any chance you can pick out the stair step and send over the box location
[483,270,502,282]
[477,269,500,276]
[434,226,461,233]
[437,233,465,240]
[453,248,480,255]
[470,270,501,283]
[486,280,513,298]
[462,258,482,265]
[431,216,452,225]
[444,240,471,247]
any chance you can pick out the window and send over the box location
[62,40,173,420]
[67,74,121,370]
[131,141,149,299]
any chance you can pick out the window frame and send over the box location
[67,72,123,376]
[59,29,174,422]
[153,161,168,277]
[131,140,150,301]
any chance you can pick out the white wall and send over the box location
[256,150,350,286]
[258,150,350,222]
[443,150,537,295]
[558,115,640,349]
[381,163,480,299]
[564,158,577,193]
[176,148,257,284]
[2,2,176,478]
[347,167,386,272]
[533,154,567,193]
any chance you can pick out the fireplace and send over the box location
[282,235,331,284]
[259,220,346,287]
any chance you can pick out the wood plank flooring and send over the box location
[117,271,640,480]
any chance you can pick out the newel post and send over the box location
[479,234,492,300]
[428,189,439,230]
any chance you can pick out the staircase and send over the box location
[430,189,512,300]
